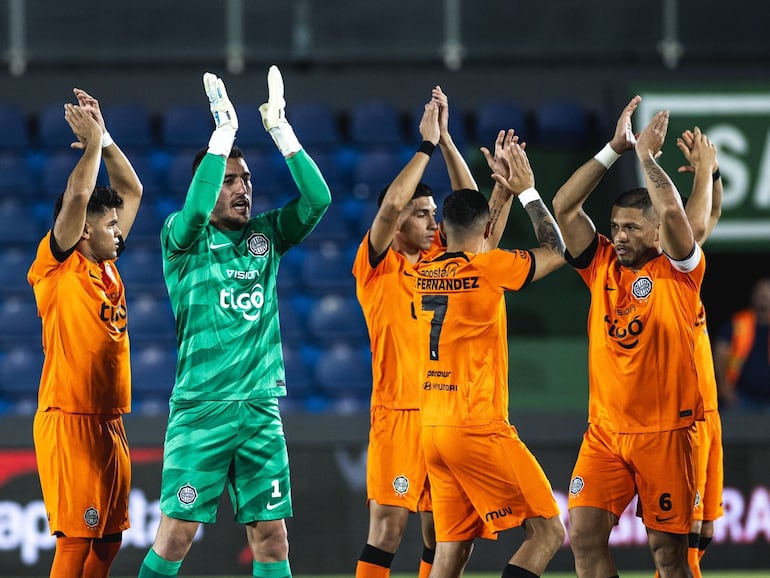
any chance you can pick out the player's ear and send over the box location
[81,222,91,240]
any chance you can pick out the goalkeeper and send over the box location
[137,67,331,578]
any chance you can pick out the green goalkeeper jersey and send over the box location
[160,151,330,401]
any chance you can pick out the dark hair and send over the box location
[192,144,244,175]
[377,181,434,208]
[442,188,489,230]
[53,186,123,222]
[612,187,658,221]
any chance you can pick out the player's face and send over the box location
[397,196,439,251]
[210,157,252,231]
[609,206,660,269]
[84,208,121,261]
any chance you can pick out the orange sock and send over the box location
[688,547,702,578]
[84,536,122,578]
[356,560,390,578]
[654,571,660,578]
[50,536,91,578]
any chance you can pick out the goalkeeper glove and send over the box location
[203,72,238,156]
[259,65,301,157]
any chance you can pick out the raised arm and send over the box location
[677,127,721,244]
[73,88,144,240]
[635,110,695,260]
[369,100,440,256]
[480,129,519,250]
[492,142,565,281]
[434,86,476,191]
[552,95,641,257]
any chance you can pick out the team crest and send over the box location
[569,476,585,496]
[694,490,701,508]
[177,483,198,506]
[393,475,409,495]
[83,507,99,528]
[632,276,653,300]
[247,233,270,257]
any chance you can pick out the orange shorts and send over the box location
[568,423,696,534]
[367,406,431,512]
[422,420,560,542]
[693,410,724,522]
[33,410,131,537]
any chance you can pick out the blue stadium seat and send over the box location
[160,103,212,150]
[126,199,164,246]
[282,344,314,401]
[314,343,371,403]
[102,103,154,150]
[0,247,34,295]
[533,99,591,147]
[0,154,35,200]
[0,103,30,150]
[290,100,341,149]
[127,293,175,341]
[0,345,43,401]
[277,245,304,297]
[299,244,355,295]
[241,150,292,197]
[351,149,404,200]
[41,151,108,200]
[410,103,467,152]
[0,296,40,344]
[304,202,355,245]
[37,102,74,150]
[130,344,176,399]
[278,295,305,347]
[308,294,368,344]
[231,101,273,150]
[117,246,166,292]
[419,154,453,197]
[349,100,405,149]
[474,100,528,147]
[0,200,43,245]
[163,152,196,201]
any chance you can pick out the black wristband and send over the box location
[418,140,436,157]
[712,168,721,182]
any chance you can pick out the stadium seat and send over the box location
[419,153,453,197]
[102,103,154,150]
[0,199,43,245]
[0,345,43,400]
[299,244,355,295]
[37,102,74,150]
[130,344,176,399]
[126,199,164,246]
[474,100,528,147]
[533,99,591,147]
[41,151,108,200]
[278,295,305,347]
[276,245,304,297]
[351,149,404,200]
[0,247,34,296]
[0,103,30,150]
[0,153,34,200]
[308,294,368,344]
[0,296,41,344]
[410,103,468,152]
[117,246,166,292]
[314,342,371,403]
[282,344,314,401]
[348,100,405,149]
[160,103,212,150]
[304,202,355,245]
[127,293,175,341]
[231,101,273,150]
[290,100,341,149]
[241,150,292,197]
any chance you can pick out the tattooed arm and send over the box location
[636,110,695,260]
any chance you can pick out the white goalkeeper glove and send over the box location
[258,65,301,157]
[203,72,238,157]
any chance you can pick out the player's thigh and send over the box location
[700,411,724,521]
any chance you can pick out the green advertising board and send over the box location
[635,91,770,251]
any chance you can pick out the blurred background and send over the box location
[0,1,768,575]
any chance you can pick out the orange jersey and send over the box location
[412,248,535,426]
[695,300,719,412]
[573,235,704,433]
[353,230,443,409]
[27,232,131,414]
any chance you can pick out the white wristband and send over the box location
[101,131,114,148]
[594,143,620,169]
[207,127,236,157]
[517,187,541,207]
[268,122,302,157]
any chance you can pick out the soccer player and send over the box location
[410,142,567,578]
[136,68,330,578]
[551,96,705,578]
[27,88,144,578]
[352,87,518,578]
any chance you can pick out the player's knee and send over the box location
[568,522,606,555]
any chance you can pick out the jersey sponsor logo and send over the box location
[604,314,644,350]
[226,269,260,280]
[569,475,585,495]
[694,490,702,508]
[422,381,457,392]
[415,276,480,292]
[247,233,269,257]
[421,262,459,278]
[484,505,512,522]
[266,499,287,511]
[392,475,409,495]
[177,484,198,507]
[219,284,265,321]
[632,276,653,300]
[100,302,127,332]
[83,507,99,528]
